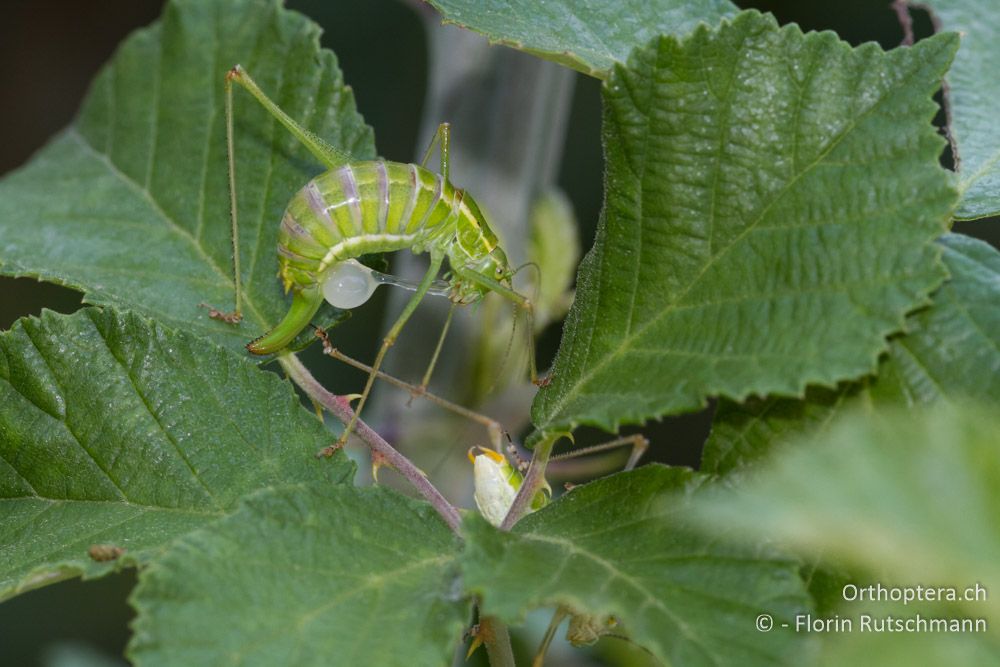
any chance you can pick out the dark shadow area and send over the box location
[0,572,136,666]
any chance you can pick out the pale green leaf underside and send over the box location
[920,0,1000,219]
[425,0,736,78]
[817,631,1000,667]
[0,0,374,357]
[129,483,467,667]
[531,12,958,439]
[462,465,812,667]
[0,308,352,601]
[695,404,1000,626]
[703,232,1000,474]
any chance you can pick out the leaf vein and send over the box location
[93,316,224,510]
[539,43,938,428]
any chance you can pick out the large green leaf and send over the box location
[695,404,1000,626]
[703,232,1000,475]
[425,0,736,78]
[129,483,468,667]
[919,0,1000,219]
[0,308,352,601]
[531,12,958,440]
[461,465,813,666]
[0,0,373,357]
[819,633,1000,667]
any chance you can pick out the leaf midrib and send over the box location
[68,128,270,329]
[227,553,453,663]
[517,529,731,666]
[0,497,223,516]
[536,36,945,430]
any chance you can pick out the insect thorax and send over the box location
[275,160,499,292]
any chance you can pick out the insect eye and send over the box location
[496,267,503,276]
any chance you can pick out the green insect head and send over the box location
[452,247,513,302]
[484,246,515,286]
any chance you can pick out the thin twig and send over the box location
[906,1,961,171]
[487,433,559,667]
[891,1,961,169]
[499,433,558,531]
[890,0,915,46]
[279,353,462,532]
[481,617,517,667]
[532,607,569,667]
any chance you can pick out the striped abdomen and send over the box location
[276,160,498,291]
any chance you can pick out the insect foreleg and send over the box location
[415,301,456,396]
[335,252,446,449]
[225,65,355,170]
[454,267,540,385]
[419,122,451,181]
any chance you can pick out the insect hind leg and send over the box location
[314,326,506,452]
[203,65,361,327]
[408,301,456,404]
[419,122,451,181]
[550,434,650,473]
[200,66,247,325]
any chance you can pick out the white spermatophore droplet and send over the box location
[321,260,378,309]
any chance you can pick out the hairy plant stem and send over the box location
[471,434,557,665]
[500,433,558,531]
[481,616,516,667]
[279,353,462,532]
[283,353,527,663]
[891,0,915,45]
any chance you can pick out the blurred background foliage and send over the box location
[0,1,997,665]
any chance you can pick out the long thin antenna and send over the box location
[484,301,520,397]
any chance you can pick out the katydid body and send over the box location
[250,159,512,354]
[214,65,536,450]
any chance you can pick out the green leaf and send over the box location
[527,189,581,331]
[818,632,1000,667]
[703,232,1000,475]
[531,12,958,440]
[425,0,736,78]
[695,404,1000,625]
[461,465,813,666]
[0,0,374,357]
[129,483,468,667]
[0,307,352,601]
[920,1,1000,219]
